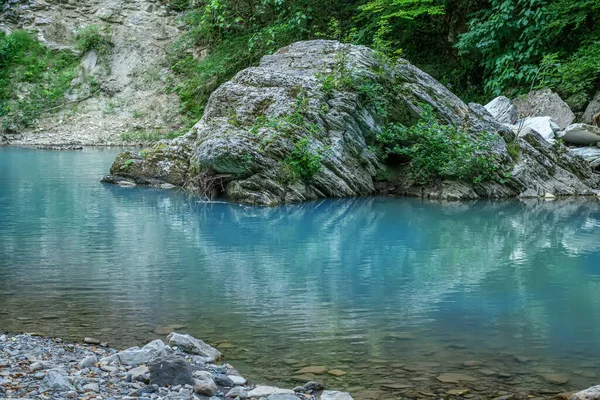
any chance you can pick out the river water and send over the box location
[1,147,600,398]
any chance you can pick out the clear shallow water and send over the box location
[1,147,600,398]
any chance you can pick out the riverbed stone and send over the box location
[297,366,328,375]
[214,373,234,387]
[247,386,295,397]
[226,386,249,398]
[149,354,194,387]
[228,374,246,385]
[41,369,73,392]
[78,355,97,369]
[83,337,101,345]
[83,382,100,392]
[167,332,221,361]
[447,388,470,396]
[437,373,478,383]
[541,373,569,385]
[463,360,484,367]
[328,369,346,376]
[571,385,600,400]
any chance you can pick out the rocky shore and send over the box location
[2,332,600,400]
[0,333,352,400]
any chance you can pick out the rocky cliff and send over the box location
[103,40,600,205]
[1,0,184,145]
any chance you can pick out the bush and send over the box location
[285,136,323,181]
[74,25,113,55]
[376,105,500,184]
[0,30,79,131]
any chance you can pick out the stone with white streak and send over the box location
[485,96,518,124]
[571,385,600,400]
[559,123,600,146]
[167,332,221,361]
[516,116,560,143]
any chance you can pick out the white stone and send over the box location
[100,339,166,366]
[516,116,560,143]
[83,382,100,392]
[321,391,355,400]
[247,386,295,398]
[229,374,247,385]
[167,333,221,361]
[569,147,600,168]
[571,385,600,400]
[78,355,97,369]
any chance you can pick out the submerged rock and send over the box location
[104,40,599,204]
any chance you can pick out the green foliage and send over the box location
[0,30,79,131]
[376,105,500,184]
[74,25,113,55]
[284,136,323,181]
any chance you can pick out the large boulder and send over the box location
[559,124,600,146]
[149,355,194,387]
[513,89,575,130]
[103,40,599,204]
[166,332,221,362]
[582,91,600,125]
[100,339,166,366]
[485,96,518,124]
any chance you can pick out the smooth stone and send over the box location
[30,361,46,372]
[228,374,246,385]
[194,379,218,396]
[560,123,600,145]
[129,365,149,382]
[320,390,355,400]
[265,395,300,400]
[247,386,294,398]
[101,339,166,366]
[437,373,478,383]
[213,373,234,387]
[193,370,213,381]
[328,369,346,377]
[478,368,497,376]
[84,337,101,345]
[296,366,328,375]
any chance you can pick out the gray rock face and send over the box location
[166,333,221,362]
[149,355,194,387]
[513,89,575,130]
[485,96,518,124]
[572,385,600,400]
[582,92,600,125]
[101,339,166,366]
[104,40,599,204]
[560,123,600,146]
[569,147,600,169]
[41,369,73,392]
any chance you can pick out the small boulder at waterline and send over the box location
[485,96,518,124]
[559,124,600,146]
[571,385,600,400]
[167,332,221,361]
[149,354,194,387]
[100,339,166,366]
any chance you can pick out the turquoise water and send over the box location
[1,147,600,397]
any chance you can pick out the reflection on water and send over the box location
[1,147,600,397]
